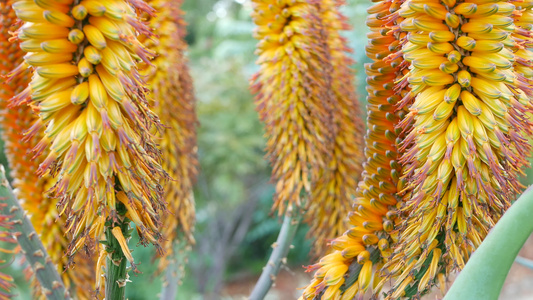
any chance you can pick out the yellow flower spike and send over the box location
[386,0,533,297]
[11,0,168,272]
[301,0,409,297]
[251,0,336,217]
[133,0,199,276]
[0,4,95,298]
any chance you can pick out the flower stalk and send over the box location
[104,209,131,300]
[249,209,301,300]
[0,165,69,300]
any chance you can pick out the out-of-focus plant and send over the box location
[142,0,199,298]
[301,0,407,297]
[306,0,365,257]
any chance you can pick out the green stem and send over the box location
[105,217,130,300]
[0,165,69,300]
[445,186,533,300]
[249,210,301,300]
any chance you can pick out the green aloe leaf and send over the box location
[445,186,533,300]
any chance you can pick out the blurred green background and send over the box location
[1,0,532,299]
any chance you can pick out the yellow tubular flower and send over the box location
[251,0,336,216]
[386,0,533,297]
[1,2,94,299]
[300,0,408,297]
[306,0,365,257]
[142,0,198,273]
[10,0,168,258]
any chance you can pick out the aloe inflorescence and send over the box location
[301,0,409,297]
[9,0,169,264]
[251,0,365,259]
[302,0,533,298]
[306,0,365,257]
[386,0,533,297]
[0,2,93,298]
[251,0,336,218]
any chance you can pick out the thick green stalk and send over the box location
[0,165,69,300]
[445,186,533,300]
[249,209,301,300]
[105,215,131,300]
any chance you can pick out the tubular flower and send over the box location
[251,0,336,216]
[300,0,409,297]
[142,0,198,273]
[512,2,533,88]
[306,0,365,257]
[10,0,168,257]
[0,3,94,298]
[386,0,533,297]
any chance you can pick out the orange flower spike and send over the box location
[300,0,409,297]
[306,0,365,257]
